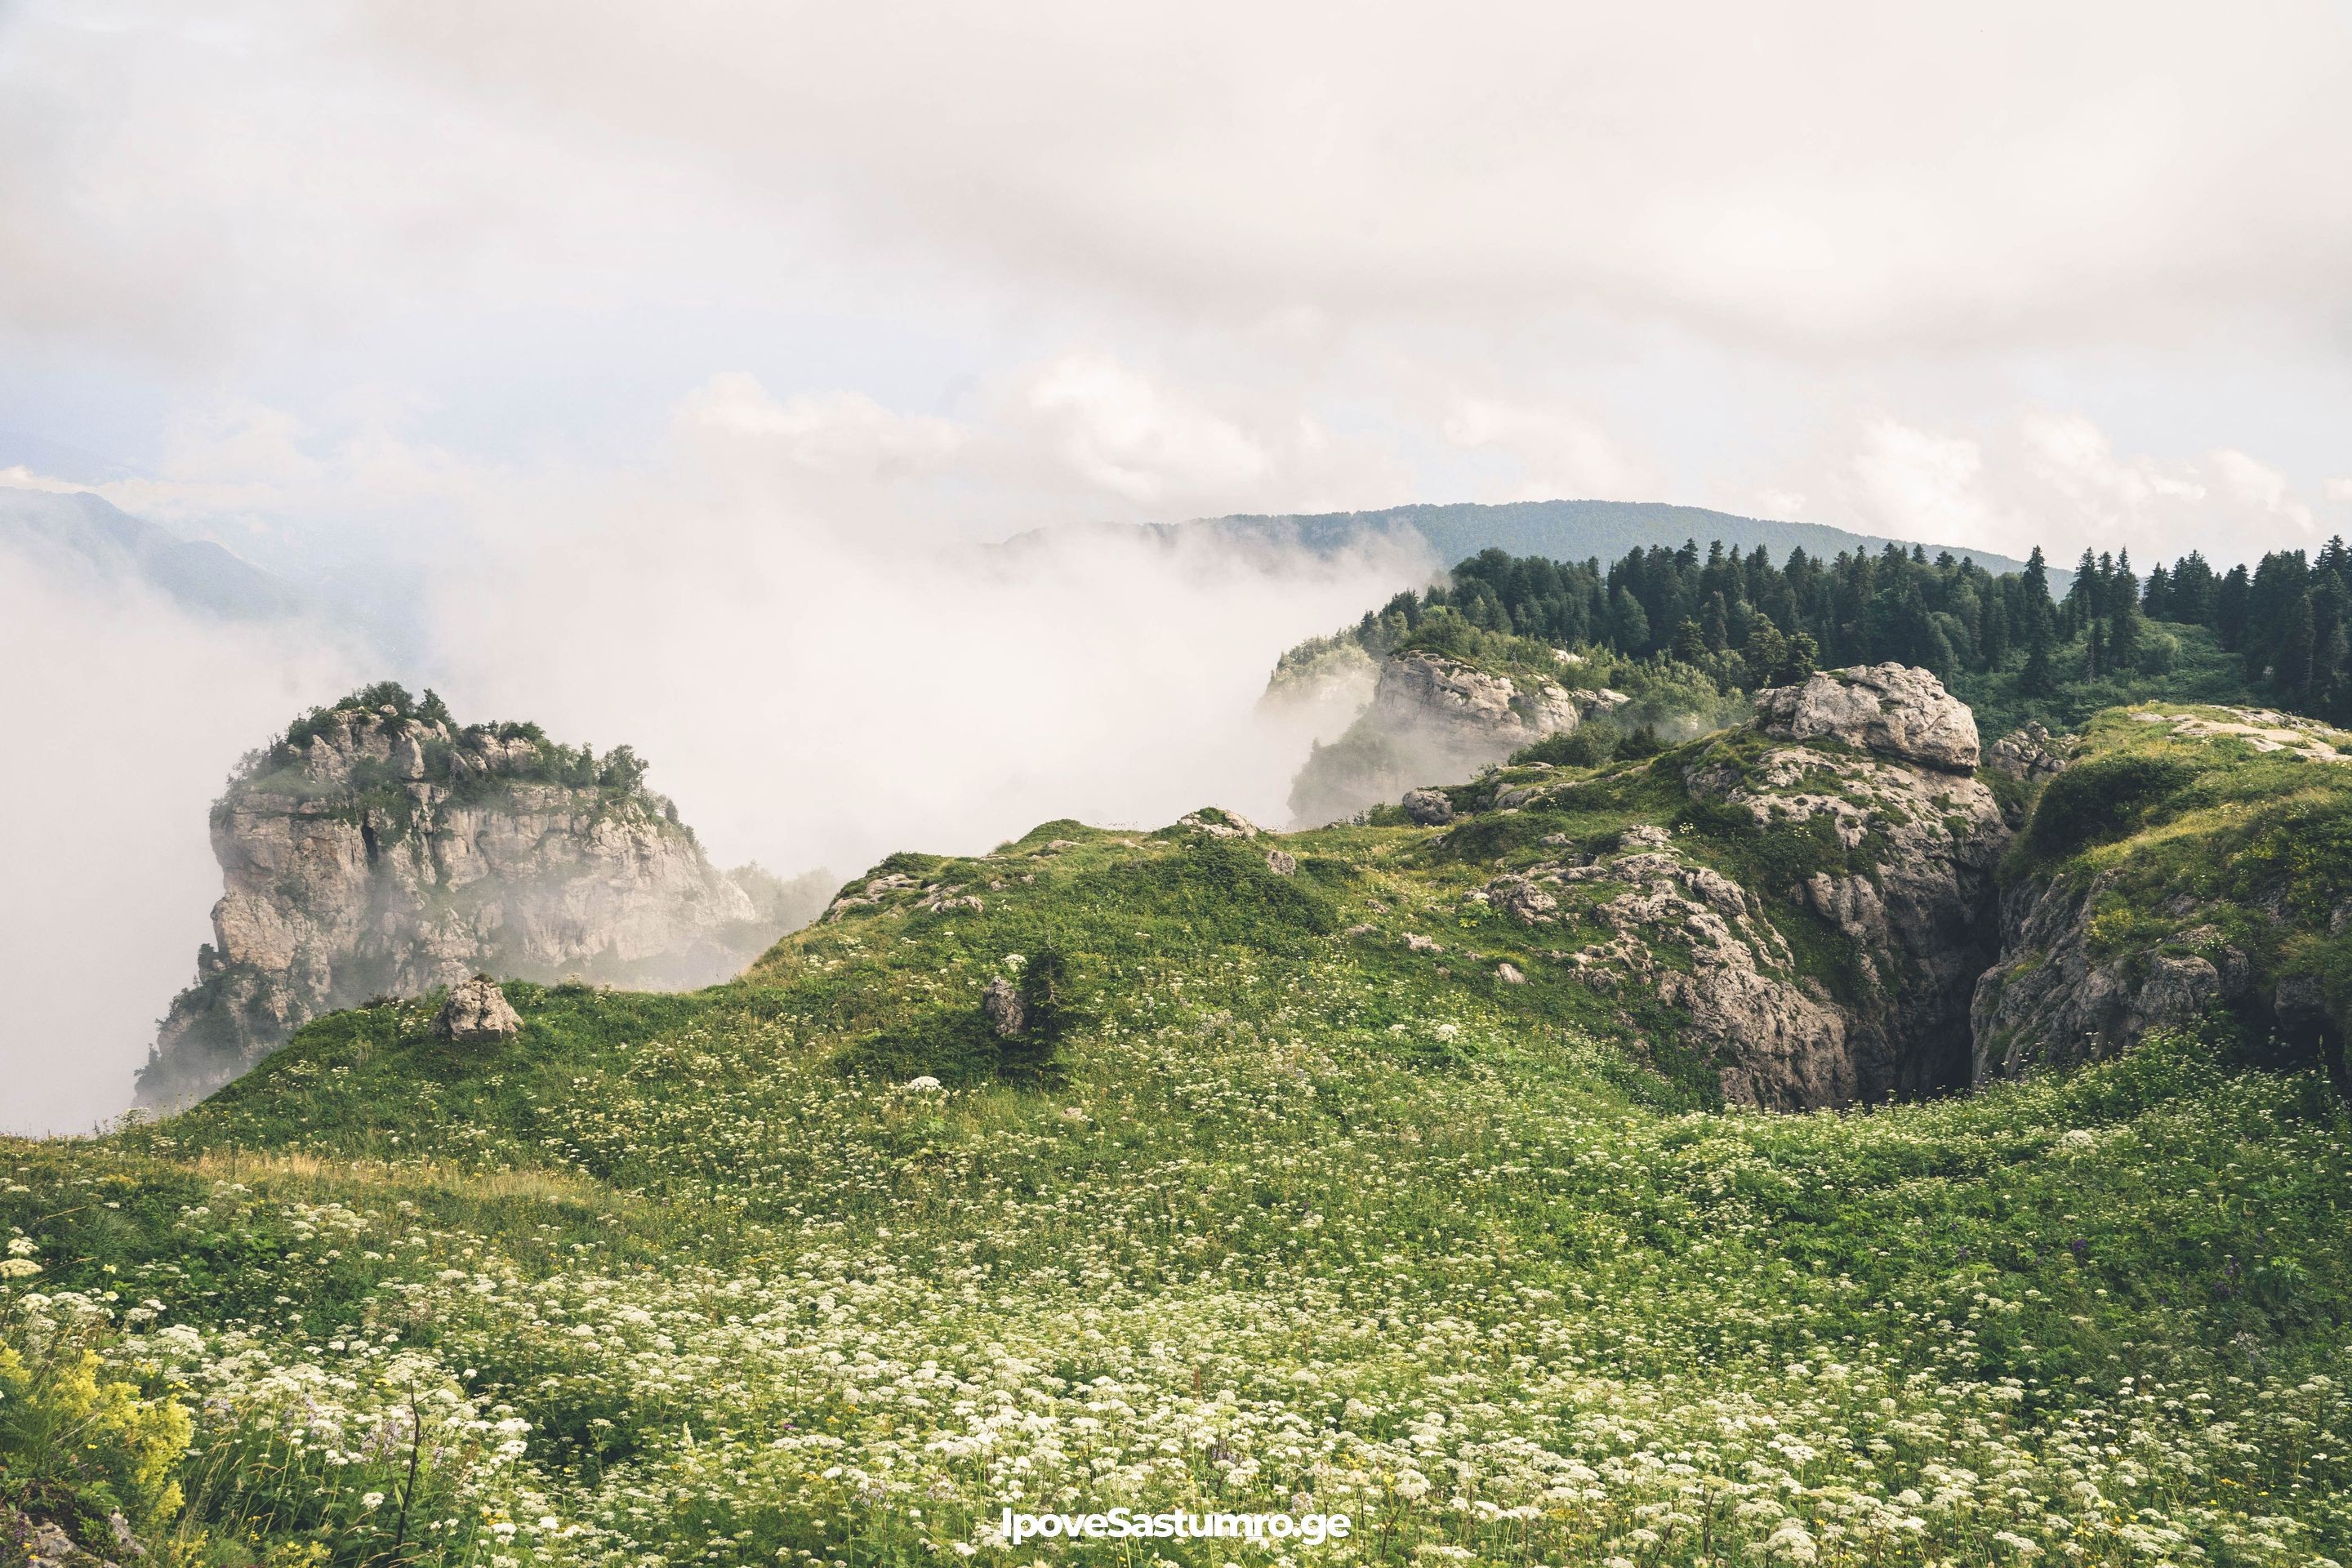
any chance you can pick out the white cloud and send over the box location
[1439,396,1655,502]
[430,385,1434,887]
[0,543,365,1135]
[2209,448,2316,532]
[6,2,2350,375]
[1845,418,2013,551]
[2328,478,2352,504]
[1018,354,1274,506]
[1784,410,2331,565]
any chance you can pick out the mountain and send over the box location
[998,497,2047,580]
[136,683,823,1109]
[7,667,2350,1565]
[0,485,305,621]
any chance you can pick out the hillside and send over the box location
[0,487,303,623]
[7,678,2351,1566]
[1979,703,2352,1080]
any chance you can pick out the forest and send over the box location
[1307,535,2352,732]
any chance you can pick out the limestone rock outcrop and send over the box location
[434,976,524,1044]
[1681,688,2008,1103]
[1969,876,2255,1080]
[1538,666,2009,1107]
[138,689,791,1109]
[1984,722,2075,785]
[1969,708,2352,1083]
[1754,664,1980,773]
[1289,649,1625,826]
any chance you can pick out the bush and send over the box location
[1511,724,1617,768]
[1616,724,1665,760]
[2025,753,2194,861]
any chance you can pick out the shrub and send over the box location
[1511,724,1617,768]
[1616,724,1665,760]
[2025,753,2194,861]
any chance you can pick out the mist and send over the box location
[0,466,1429,1135]
[0,541,365,1137]
[434,493,1431,890]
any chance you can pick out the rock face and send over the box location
[1512,666,2009,1108]
[1754,664,1980,773]
[138,691,786,1110]
[1970,877,2252,1080]
[434,976,524,1043]
[1968,708,2352,1084]
[1681,683,2009,1104]
[1289,649,1625,826]
[1984,721,2075,786]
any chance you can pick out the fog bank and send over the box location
[0,543,364,1136]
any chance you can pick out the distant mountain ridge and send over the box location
[1,485,302,621]
[996,497,2043,581]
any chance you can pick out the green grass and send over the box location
[2002,704,2352,1057]
[7,717,2352,1566]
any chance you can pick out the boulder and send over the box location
[982,976,1027,1038]
[1265,849,1298,875]
[1984,721,2074,784]
[433,976,522,1044]
[1755,664,1980,772]
[1401,789,1454,826]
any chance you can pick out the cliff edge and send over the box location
[136,684,805,1109]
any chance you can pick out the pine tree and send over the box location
[2020,630,2053,697]
[2279,594,2319,696]
[1670,617,1706,666]
[2216,564,2252,648]
[1742,616,1789,688]
[2109,550,2144,672]
[1610,586,1651,653]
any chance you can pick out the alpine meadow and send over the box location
[10,7,2352,1568]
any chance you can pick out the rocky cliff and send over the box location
[1970,705,2352,1084]
[137,686,802,1109]
[1390,664,2008,1108]
[1286,647,1625,826]
[1683,666,2008,1103]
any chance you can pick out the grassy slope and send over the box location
[1993,703,2352,1049]
[6,743,2352,1566]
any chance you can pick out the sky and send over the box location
[4,1,2352,1131]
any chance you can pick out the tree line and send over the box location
[1340,536,2352,718]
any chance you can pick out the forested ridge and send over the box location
[1285,535,2352,733]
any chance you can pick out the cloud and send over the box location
[7,2,2352,376]
[1787,410,2333,565]
[0,541,364,1136]
[1439,396,1656,503]
[430,383,1434,893]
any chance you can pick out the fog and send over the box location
[431,492,1431,901]
[0,471,1428,1136]
[0,542,366,1136]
